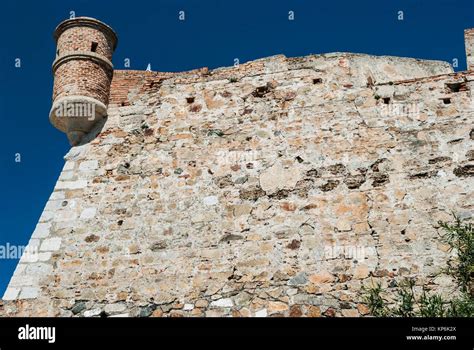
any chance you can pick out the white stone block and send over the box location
[49,191,66,200]
[13,263,27,275]
[38,252,52,262]
[19,287,39,299]
[19,251,38,263]
[80,207,97,220]
[259,161,302,194]
[31,223,51,239]
[210,298,233,307]
[65,199,77,209]
[79,160,99,172]
[255,309,268,317]
[84,308,102,317]
[56,180,88,190]
[183,303,194,311]
[26,263,53,276]
[64,144,88,161]
[44,200,64,211]
[63,161,75,171]
[203,196,219,206]
[8,275,36,287]
[54,210,78,222]
[104,303,126,314]
[59,171,74,180]
[27,239,41,249]
[2,287,20,300]
[40,237,62,251]
[39,211,54,223]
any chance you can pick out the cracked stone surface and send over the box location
[1,52,473,317]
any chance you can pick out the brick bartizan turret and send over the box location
[49,17,117,146]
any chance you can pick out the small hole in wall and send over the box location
[313,78,322,84]
[252,85,269,98]
[443,98,451,104]
[117,220,123,226]
[446,82,460,92]
[186,97,195,104]
[91,42,98,52]
[366,76,374,87]
[446,82,468,93]
[383,97,390,104]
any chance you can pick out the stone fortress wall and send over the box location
[0,18,473,317]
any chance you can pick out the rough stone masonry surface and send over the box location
[1,49,474,317]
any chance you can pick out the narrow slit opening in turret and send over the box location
[91,42,98,52]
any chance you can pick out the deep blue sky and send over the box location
[0,0,472,295]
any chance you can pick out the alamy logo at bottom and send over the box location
[18,324,56,344]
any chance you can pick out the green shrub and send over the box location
[394,279,416,317]
[363,215,473,317]
[363,282,386,317]
[438,216,474,294]
[419,291,445,317]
